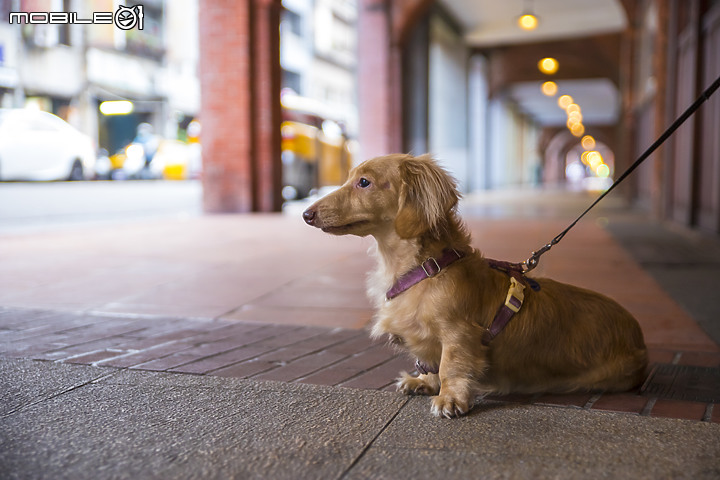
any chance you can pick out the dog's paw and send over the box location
[431,393,471,418]
[396,371,440,396]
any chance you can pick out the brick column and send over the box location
[357,0,400,161]
[199,0,282,213]
[252,0,283,212]
[357,0,435,162]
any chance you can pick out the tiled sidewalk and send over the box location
[2,307,718,423]
[1,190,719,424]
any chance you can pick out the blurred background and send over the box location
[0,0,719,235]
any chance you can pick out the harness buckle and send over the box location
[504,277,525,313]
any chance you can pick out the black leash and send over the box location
[522,73,720,273]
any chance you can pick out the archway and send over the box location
[542,127,617,190]
[564,139,616,191]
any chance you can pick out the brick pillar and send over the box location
[252,0,283,212]
[357,0,397,161]
[199,0,282,213]
[357,0,434,162]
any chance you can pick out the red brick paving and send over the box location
[650,398,709,421]
[1,307,718,423]
[0,197,718,423]
[591,392,650,414]
[535,392,596,409]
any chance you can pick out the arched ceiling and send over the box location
[438,0,628,127]
[440,0,627,47]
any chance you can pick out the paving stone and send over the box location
[297,344,397,386]
[534,392,594,409]
[346,397,720,480]
[650,398,708,421]
[0,357,113,415]
[678,351,720,367]
[130,352,206,372]
[99,342,198,368]
[0,358,407,480]
[62,349,131,365]
[339,356,410,390]
[167,326,334,375]
[34,337,132,361]
[169,344,285,375]
[0,307,718,421]
[253,350,350,382]
[591,393,650,414]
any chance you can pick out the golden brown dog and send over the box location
[303,154,648,418]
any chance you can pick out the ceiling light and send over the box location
[518,14,538,30]
[538,57,558,75]
[541,81,558,96]
[517,0,539,31]
[566,103,581,114]
[557,94,573,109]
[570,123,585,137]
[581,135,596,150]
[587,151,603,168]
[568,111,583,124]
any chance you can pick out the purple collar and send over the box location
[386,249,465,300]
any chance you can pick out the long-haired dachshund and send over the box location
[303,154,648,418]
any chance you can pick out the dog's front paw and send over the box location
[431,393,471,418]
[396,371,440,396]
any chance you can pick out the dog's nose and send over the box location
[302,208,316,225]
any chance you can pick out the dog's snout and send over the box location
[302,208,316,225]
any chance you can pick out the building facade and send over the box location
[0,0,200,156]
[280,0,357,136]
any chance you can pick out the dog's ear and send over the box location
[394,155,459,239]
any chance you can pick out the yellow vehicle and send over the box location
[280,93,355,200]
[104,139,201,180]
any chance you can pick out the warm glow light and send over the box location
[565,103,581,114]
[587,151,603,168]
[518,14,538,30]
[538,57,559,75]
[596,164,611,178]
[570,123,585,137]
[581,135,596,150]
[568,112,582,123]
[557,94,573,109]
[581,151,590,165]
[541,81,558,96]
[99,100,134,115]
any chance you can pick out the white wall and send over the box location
[485,94,541,188]
[467,54,488,191]
[428,14,468,191]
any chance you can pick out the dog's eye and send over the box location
[357,177,371,188]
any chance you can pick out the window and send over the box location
[282,69,302,94]
[281,9,302,36]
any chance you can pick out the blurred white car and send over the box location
[0,109,95,181]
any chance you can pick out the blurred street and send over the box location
[0,181,202,234]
